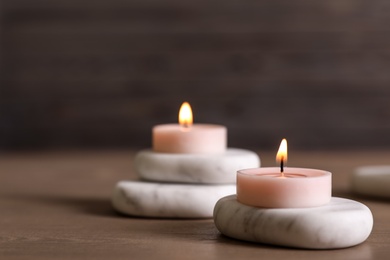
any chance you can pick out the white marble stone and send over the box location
[213,195,373,249]
[352,166,390,198]
[134,148,260,184]
[112,181,236,218]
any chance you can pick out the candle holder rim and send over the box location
[153,123,226,129]
[237,167,331,178]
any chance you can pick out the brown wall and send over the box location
[2,0,390,150]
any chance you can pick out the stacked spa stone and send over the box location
[213,166,374,249]
[213,140,373,249]
[112,123,260,218]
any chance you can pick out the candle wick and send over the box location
[280,157,284,176]
[180,122,191,131]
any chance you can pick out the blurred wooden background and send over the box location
[1,0,390,150]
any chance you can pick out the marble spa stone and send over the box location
[213,195,373,249]
[112,181,236,218]
[134,148,260,184]
[352,166,390,198]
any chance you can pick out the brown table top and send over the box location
[1,149,390,259]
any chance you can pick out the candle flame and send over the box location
[178,102,193,128]
[276,139,288,173]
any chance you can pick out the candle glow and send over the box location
[276,139,288,174]
[178,102,193,128]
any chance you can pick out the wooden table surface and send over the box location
[1,149,390,259]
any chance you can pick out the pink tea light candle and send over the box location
[153,102,227,154]
[236,139,332,208]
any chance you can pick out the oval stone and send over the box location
[134,148,260,184]
[213,195,373,249]
[112,181,236,218]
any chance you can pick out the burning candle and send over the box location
[152,102,227,154]
[236,139,331,208]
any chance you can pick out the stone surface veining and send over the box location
[213,195,373,249]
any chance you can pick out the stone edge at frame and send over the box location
[352,165,390,198]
